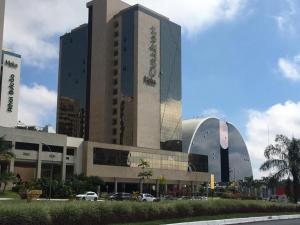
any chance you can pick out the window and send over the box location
[113,99,118,105]
[112,119,117,125]
[15,142,39,151]
[114,31,119,38]
[113,89,118,95]
[114,50,118,57]
[42,145,64,153]
[112,139,117,144]
[67,148,75,156]
[113,69,118,76]
[114,60,118,66]
[113,79,118,86]
[112,128,117,135]
[113,108,118,115]
[188,154,208,172]
[114,41,119,47]
[114,21,119,28]
[93,148,129,167]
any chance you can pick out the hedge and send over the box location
[1,200,300,225]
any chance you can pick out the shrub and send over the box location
[1,200,300,225]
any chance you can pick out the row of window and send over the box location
[93,148,188,171]
[111,19,120,144]
[12,142,75,156]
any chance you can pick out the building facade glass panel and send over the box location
[93,147,188,171]
[227,123,253,181]
[183,118,253,183]
[160,20,182,151]
[57,24,88,138]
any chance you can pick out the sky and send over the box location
[3,0,300,179]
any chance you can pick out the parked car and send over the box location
[109,193,132,201]
[191,196,208,201]
[76,192,98,201]
[138,193,158,202]
[269,195,288,203]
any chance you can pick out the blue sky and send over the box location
[3,0,300,178]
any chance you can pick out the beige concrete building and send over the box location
[0,0,5,62]
[0,126,84,182]
[85,0,182,152]
[0,126,209,194]
[83,142,209,193]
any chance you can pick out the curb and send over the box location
[0,198,14,201]
[165,214,300,225]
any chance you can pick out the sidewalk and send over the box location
[165,214,300,225]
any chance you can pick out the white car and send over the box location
[138,193,157,202]
[76,192,98,201]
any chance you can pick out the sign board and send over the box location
[0,51,21,127]
[210,174,215,190]
[220,120,229,149]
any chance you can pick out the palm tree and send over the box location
[0,136,14,173]
[260,135,300,203]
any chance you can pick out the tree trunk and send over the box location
[2,183,7,193]
[292,171,299,203]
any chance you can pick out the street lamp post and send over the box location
[42,143,54,200]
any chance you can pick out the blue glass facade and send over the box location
[121,10,135,97]
[183,118,253,182]
[57,25,88,138]
[160,20,182,151]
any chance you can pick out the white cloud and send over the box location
[245,101,300,179]
[4,0,88,67]
[278,54,300,81]
[125,0,246,35]
[275,0,298,36]
[18,84,57,126]
[3,0,246,67]
[201,108,226,119]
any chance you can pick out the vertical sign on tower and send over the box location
[219,120,229,182]
[0,51,21,127]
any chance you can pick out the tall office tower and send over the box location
[0,0,5,63]
[57,24,88,138]
[0,50,21,127]
[86,0,182,151]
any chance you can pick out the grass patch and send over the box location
[0,191,20,199]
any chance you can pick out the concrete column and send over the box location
[140,179,143,193]
[114,178,118,193]
[156,180,159,197]
[9,141,15,173]
[191,182,195,194]
[9,159,15,173]
[178,180,182,190]
[37,144,42,179]
[62,147,67,181]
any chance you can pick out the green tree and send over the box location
[138,159,153,193]
[243,176,254,196]
[0,136,14,164]
[260,135,300,203]
[0,172,16,193]
[66,174,104,194]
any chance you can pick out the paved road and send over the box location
[244,219,300,224]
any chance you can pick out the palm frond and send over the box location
[260,159,287,171]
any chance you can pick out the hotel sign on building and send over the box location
[0,51,21,127]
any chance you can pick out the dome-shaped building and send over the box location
[183,118,252,183]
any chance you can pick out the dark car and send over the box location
[109,193,132,201]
